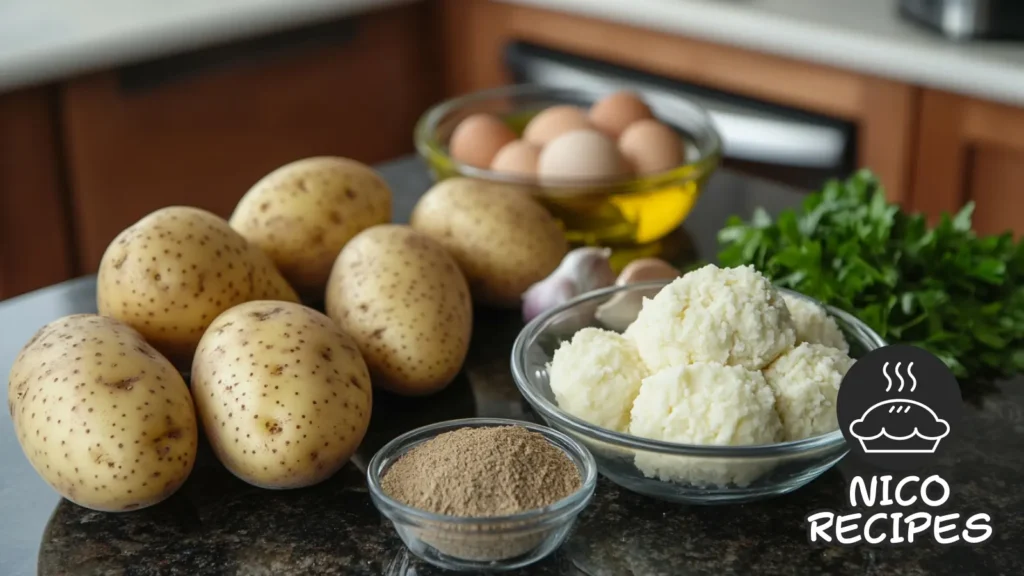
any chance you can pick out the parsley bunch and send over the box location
[718,169,1024,382]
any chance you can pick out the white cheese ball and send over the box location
[629,362,781,446]
[628,363,782,487]
[763,343,855,441]
[548,328,648,432]
[628,264,796,371]
[782,294,849,353]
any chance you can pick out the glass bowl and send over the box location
[510,281,886,505]
[414,84,722,247]
[367,417,598,572]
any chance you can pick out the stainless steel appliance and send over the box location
[899,0,1024,40]
[504,42,855,190]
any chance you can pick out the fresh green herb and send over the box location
[718,169,1024,382]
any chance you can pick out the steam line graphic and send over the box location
[881,361,916,392]
[850,356,947,454]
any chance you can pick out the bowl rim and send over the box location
[366,417,598,528]
[414,83,724,190]
[510,280,887,458]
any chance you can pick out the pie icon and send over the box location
[837,345,961,470]
[848,398,950,454]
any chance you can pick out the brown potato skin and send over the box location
[191,301,372,489]
[410,178,567,307]
[8,314,198,512]
[325,225,473,396]
[97,206,298,367]
[230,157,393,300]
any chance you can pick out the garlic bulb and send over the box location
[521,247,616,322]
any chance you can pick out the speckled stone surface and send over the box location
[32,305,1024,575]
[5,158,1024,575]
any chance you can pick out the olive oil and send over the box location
[424,108,717,249]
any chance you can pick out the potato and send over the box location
[229,157,393,300]
[410,177,568,307]
[191,301,372,489]
[7,314,198,512]
[325,225,472,395]
[97,206,299,367]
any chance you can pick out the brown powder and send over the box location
[381,425,581,517]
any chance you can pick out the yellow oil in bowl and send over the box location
[416,85,722,251]
[425,147,717,248]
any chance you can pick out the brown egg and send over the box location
[618,119,685,175]
[589,91,654,138]
[449,113,517,168]
[523,105,592,146]
[538,129,632,183]
[490,139,541,177]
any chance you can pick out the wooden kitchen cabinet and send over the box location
[63,3,437,272]
[436,0,920,206]
[0,87,73,300]
[6,0,1024,304]
[913,89,1024,237]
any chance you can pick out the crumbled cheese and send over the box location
[763,342,854,441]
[782,294,850,353]
[628,362,781,486]
[627,264,796,372]
[548,328,648,432]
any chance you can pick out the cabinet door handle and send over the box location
[117,17,357,94]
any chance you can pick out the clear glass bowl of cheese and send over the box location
[511,281,885,505]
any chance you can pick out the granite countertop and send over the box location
[1,156,1023,575]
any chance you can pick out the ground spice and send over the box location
[381,425,581,517]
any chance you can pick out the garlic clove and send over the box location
[521,275,577,323]
[616,258,680,286]
[596,258,680,331]
[569,247,617,293]
[521,247,616,322]
[595,294,646,332]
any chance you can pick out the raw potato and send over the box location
[191,301,372,489]
[410,177,567,307]
[8,314,198,512]
[230,157,393,299]
[97,206,299,367]
[325,225,472,395]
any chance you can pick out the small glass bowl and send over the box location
[511,281,887,505]
[414,84,722,247]
[367,417,598,572]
